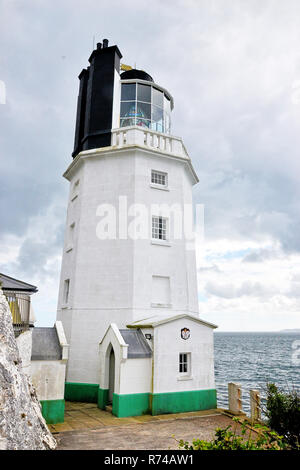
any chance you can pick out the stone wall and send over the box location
[0,288,56,450]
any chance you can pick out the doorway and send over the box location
[108,347,115,404]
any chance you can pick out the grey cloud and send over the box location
[205,280,277,299]
[1,0,300,328]
[242,248,281,263]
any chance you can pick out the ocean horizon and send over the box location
[213,331,300,414]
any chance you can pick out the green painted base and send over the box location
[40,399,65,424]
[151,389,217,415]
[97,387,109,409]
[65,382,99,403]
[112,393,150,418]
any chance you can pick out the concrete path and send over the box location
[51,402,242,450]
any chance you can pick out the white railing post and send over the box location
[111,127,188,159]
[250,389,261,422]
[228,382,243,414]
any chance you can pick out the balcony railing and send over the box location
[3,291,30,337]
[111,126,189,159]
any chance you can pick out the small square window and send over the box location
[179,353,191,374]
[152,216,167,241]
[151,170,167,187]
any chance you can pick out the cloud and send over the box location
[1,0,300,329]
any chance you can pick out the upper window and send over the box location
[120,82,171,133]
[151,170,167,188]
[152,216,167,241]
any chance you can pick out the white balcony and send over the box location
[111,126,189,160]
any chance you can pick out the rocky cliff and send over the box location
[0,288,56,450]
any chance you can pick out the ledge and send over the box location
[151,240,171,247]
[149,184,169,192]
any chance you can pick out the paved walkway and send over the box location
[51,402,244,450]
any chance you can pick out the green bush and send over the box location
[177,418,287,450]
[265,383,300,450]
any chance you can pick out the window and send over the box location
[152,216,167,241]
[71,179,80,200]
[151,170,167,187]
[63,279,70,304]
[151,276,171,306]
[179,353,191,374]
[120,82,172,133]
[69,222,75,244]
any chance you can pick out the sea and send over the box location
[214,332,300,415]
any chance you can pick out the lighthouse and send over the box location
[56,40,217,417]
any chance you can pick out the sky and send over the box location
[0,0,300,331]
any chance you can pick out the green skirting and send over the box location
[112,393,150,417]
[151,389,217,415]
[40,399,65,424]
[97,387,109,409]
[65,382,99,403]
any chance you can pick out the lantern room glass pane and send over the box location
[137,84,151,103]
[121,101,136,118]
[120,117,136,127]
[152,105,163,122]
[121,83,136,101]
[136,118,151,129]
[164,95,171,114]
[136,102,151,120]
[153,87,163,107]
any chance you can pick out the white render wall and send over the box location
[119,358,152,395]
[57,143,200,384]
[30,361,66,401]
[153,317,215,394]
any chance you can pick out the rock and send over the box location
[0,288,57,450]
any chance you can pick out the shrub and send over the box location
[177,418,287,450]
[265,383,300,450]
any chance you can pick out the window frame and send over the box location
[179,352,191,377]
[63,279,70,305]
[151,215,168,242]
[151,170,168,189]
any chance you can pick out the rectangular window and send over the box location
[152,216,167,241]
[151,170,167,187]
[179,353,190,374]
[69,222,75,244]
[63,279,70,304]
[71,179,80,201]
[151,276,170,305]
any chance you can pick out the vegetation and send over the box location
[177,383,300,451]
[265,383,300,450]
[177,418,288,450]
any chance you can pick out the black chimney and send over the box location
[72,41,122,158]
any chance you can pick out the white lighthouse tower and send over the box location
[57,40,217,417]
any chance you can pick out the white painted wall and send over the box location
[119,358,152,395]
[152,317,215,394]
[57,142,200,385]
[30,361,66,401]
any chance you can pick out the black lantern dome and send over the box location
[120,69,154,82]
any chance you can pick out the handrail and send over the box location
[111,126,189,159]
[3,290,30,337]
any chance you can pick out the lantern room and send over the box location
[120,69,174,134]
